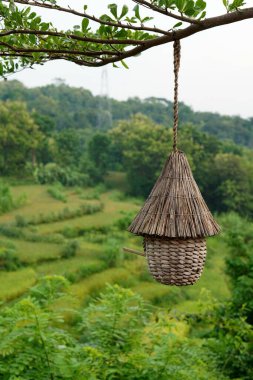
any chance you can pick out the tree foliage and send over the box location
[110,114,170,196]
[221,213,253,325]
[0,1,252,76]
[0,100,42,174]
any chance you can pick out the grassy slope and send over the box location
[0,178,230,310]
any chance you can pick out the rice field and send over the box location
[0,176,231,310]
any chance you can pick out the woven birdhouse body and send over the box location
[128,151,220,286]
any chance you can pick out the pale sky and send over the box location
[7,1,253,118]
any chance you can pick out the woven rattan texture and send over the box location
[128,151,220,238]
[144,236,206,286]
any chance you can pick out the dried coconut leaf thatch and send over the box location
[128,150,220,238]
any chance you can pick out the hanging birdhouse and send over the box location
[125,40,220,286]
[127,150,220,286]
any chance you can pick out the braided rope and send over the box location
[173,40,181,152]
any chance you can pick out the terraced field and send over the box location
[0,175,230,311]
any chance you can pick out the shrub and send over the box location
[0,280,239,380]
[0,181,26,214]
[100,238,123,268]
[114,211,137,231]
[0,224,24,238]
[15,215,29,227]
[47,184,67,202]
[0,239,16,250]
[14,203,104,227]
[109,190,126,201]
[0,182,15,214]
[24,232,65,244]
[34,163,90,186]
[0,247,22,271]
[60,224,111,240]
[60,240,79,259]
[65,261,107,283]
[78,184,106,200]
[77,262,106,279]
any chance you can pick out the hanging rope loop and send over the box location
[173,39,181,152]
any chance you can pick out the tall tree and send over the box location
[110,114,170,196]
[54,128,86,167]
[0,101,42,174]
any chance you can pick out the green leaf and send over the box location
[173,22,183,28]
[175,0,187,12]
[133,4,141,20]
[119,5,128,20]
[28,12,36,19]
[121,60,129,69]
[29,34,36,44]
[81,18,89,32]
[108,3,118,19]
[40,22,50,31]
[23,6,31,17]
[196,0,206,11]
[198,11,206,19]
[141,16,153,23]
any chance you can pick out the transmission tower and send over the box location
[97,68,112,130]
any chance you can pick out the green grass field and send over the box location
[0,176,231,310]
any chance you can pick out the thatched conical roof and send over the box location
[128,150,220,239]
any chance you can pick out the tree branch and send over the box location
[1,6,253,70]
[0,29,147,46]
[0,41,121,57]
[90,7,253,66]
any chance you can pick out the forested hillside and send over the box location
[1,80,253,146]
[0,80,253,218]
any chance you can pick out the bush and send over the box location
[114,211,137,231]
[60,240,79,259]
[0,247,22,271]
[14,203,104,227]
[0,224,65,244]
[100,238,123,268]
[47,184,67,202]
[60,224,111,240]
[24,232,65,244]
[0,224,24,238]
[15,215,29,227]
[65,261,107,283]
[34,163,90,186]
[0,279,242,380]
[78,184,106,200]
[77,262,106,279]
[0,181,26,214]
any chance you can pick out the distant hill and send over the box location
[0,80,253,147]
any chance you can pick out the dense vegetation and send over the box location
[0,80,252,379]
[1,80,253,217]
